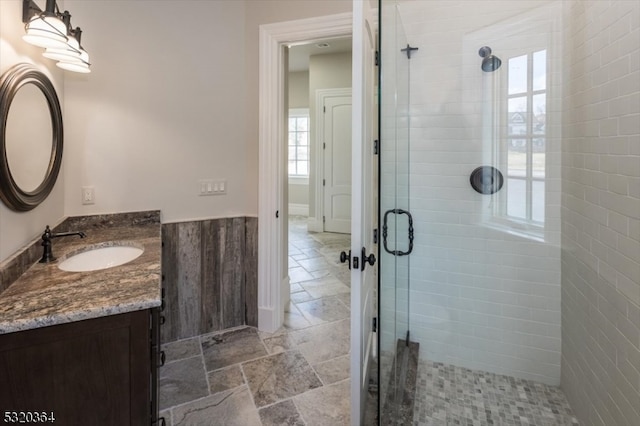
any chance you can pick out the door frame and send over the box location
[258,13,353,333]
[311,87,353,233]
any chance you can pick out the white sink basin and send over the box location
[58,244,144,272]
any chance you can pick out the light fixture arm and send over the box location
[22,0,41,23]
[72,27,83,47]
[44,0,56,15]
[59,11,82,54]
[60,10,71,29]
[22,0,57,21]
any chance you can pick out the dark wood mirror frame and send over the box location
[0,63,63,212]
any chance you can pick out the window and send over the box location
[288,109,309,177]
[502,49,546,225]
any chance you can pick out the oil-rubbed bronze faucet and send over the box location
[39,225,86,263]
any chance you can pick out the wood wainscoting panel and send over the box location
[162,217,258,343]
[244,217,258,327]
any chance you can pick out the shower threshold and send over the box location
[380,339,420,425]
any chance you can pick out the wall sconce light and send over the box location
[22,0,91,73]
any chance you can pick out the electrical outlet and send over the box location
[82,186,95,205]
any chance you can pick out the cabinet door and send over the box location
[0,311,150,426]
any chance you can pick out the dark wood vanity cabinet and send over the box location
[0,309,161,426]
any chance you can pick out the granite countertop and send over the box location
[0,211,162,335]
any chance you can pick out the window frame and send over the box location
[493,48,548,236]
[287,108,310,181]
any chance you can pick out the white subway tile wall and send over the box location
[561,0,640,424]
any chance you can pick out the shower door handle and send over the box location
[382,209,414,256]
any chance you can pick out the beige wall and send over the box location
[288,71,309,109]
[63,0,247,223]
[0,0,66,261]
[288,183,309,210]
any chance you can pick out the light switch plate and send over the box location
[198,179,227,196]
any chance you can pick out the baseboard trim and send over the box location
[258,306,282,334]
[288,203,308,217]
[308,217,323,232]
[281,276,290,307]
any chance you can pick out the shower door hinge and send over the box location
[374,139,379,155]
[375,50,379,66]
[323,106,326,113]
[323,216,326,223]
[373,228,378,244]
[323,179,326,186]
[323,142,326,149]
[372,317,377,333]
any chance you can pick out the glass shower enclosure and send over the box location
[377,0,564,423]
[378,2,413,422]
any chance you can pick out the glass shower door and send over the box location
[378,0,412,422]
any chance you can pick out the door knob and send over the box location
[339,250,351,270]
[361,247,376,271]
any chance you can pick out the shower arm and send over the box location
[401,44,419,59]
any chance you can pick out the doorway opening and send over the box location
[287,38,353,234]
[257,12,353,334]
[285,39,353,327]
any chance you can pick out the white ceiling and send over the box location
[288,37,352,72]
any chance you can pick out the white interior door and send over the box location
[350,0,377,424]
[323,93,352,234]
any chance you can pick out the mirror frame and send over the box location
[0,63,63,212]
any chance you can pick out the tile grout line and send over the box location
[238,362,262,420]
[199,334,212,396]
[291,397,309,426]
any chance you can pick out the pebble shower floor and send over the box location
[412,360,580,425]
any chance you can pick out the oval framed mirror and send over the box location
[0,63,63,211]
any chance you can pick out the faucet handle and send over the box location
[39,226,55,263]
[42,225,52,241]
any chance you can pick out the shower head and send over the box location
[478,46,502,72]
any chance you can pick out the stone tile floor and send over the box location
[158,216,352,426]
